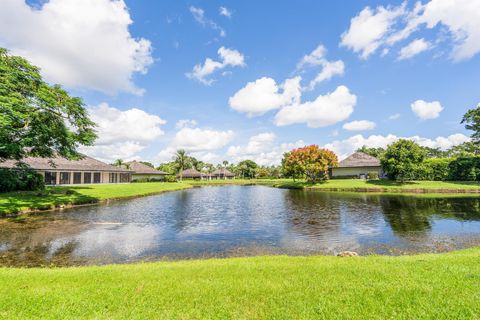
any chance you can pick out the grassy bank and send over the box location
[0,248,479,319]
[0,183,191,215]
[276,179,480,193]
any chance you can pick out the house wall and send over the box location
[36,170,131,185]
[331,166,383,178]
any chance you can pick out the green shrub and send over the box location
[0,168,44,193]
[164,175,177,183]
[448,157,480,181]
[367,172,379,180]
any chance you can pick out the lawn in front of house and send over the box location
[0,248,479,319]
[0,182,191,215]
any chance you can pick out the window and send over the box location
[109,173,118,183]
[59,172,70,184]
[44,172,56,185]
[84,172,92,184]
[73,172,82,184]
[93,172,101,183]
[120,173,130,183]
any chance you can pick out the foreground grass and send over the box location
[0,183,191,215]
[1,248,479,319]
[277,179,480,192]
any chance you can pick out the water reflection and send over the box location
[2,186,480,266]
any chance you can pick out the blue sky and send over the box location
[1,0,479,165]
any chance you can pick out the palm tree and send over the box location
[174,149,189,181]
[113,159,130,169]
[222,160,229,168]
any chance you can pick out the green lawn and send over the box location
[276,179,480,192]
[0,183,191,215]
[0,248,479,319]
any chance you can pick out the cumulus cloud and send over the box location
[388,113,401,120]
[175,119,198,129]
[186,47,245,85]
[81,103,166,162]
[274,85,357,128]
[156,123,234,164]
[340,4,406,59]
[341,0,480,61]
[343,120,376,131]
[229,77,302,116]
[398,38,432,60]
[219,6,232,18]
[190,6,225,37]
[411,100,444,120]
[0,0,153,95]
[297,44,345,90]
[227,133,305,166]
[325,133,469,160]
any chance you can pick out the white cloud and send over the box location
[398,38,432,60]
[0,0,153,95]
[274,85,357,128]
[325,133,470,160]
[156,124,234,164]
[229,77,301,116]
[228,133,305,166]
[340,4,406,59]
[175,119,198,129]
[81,103,166,162]
[411,100,444,120]
[190,6,225,37]
[219,6,232,18]
[343,120,376,131]
[297,44,345,90]
[388,113,401,120]
[341,0,480,61]
[186,47,245,85]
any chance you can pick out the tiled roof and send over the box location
[0,155,131,172]
[337,152,381,168]
[126,161,169,175]
[178,168,202,178]
[211,168,235,176]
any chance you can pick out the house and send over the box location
[330,152,383,179]
[0,155,132,185]
[211,168,235,180]
[125,161,169,181]
[178,168,203,180]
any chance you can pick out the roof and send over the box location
[337,152,381,168]
[126,161,169,175]
[211,168,235,177]
[0,155,131,172]
[178,168,202,178]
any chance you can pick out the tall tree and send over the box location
[237,160,258,179]
[381,139,426,182]
[283,145,338,183]
[356,145,385,158]
[0,48,96,161]
[174,149,190,180]
[462,105,480,144]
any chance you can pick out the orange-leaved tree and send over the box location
[282,145,338,183]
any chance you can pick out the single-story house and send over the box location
[211,168,235,180]
[0,155,132,185]
[125,161,169,181]
[330,152,384,179]
[178,168,203,180]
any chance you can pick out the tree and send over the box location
[447,141,480,157]
[0,48,96,161]
[140,161,155,168]
[237,160,258,179]
[420,146,448,159]
[381,139,426,182]
[356,145,385,158]
[283,145,338,183]
[462,105,480,144]
[157,162,177,174]
[112,159,130,169]
[173,150,191,180]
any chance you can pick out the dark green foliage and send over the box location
[462,105,480,144]
[0,168,44,192]
[381,140,426,181]
[356,146,386,158]
[448,157,480,181]
[236,160,258,179]
[367,172,379,180]
[0,48,96,161]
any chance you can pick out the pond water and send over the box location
[2,185,480,266]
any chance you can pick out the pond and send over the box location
[2,185,480,266]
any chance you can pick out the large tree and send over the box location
[173,150,190,180]
[283,145,338,183]
[381,139,426,181]
[462,105,480,144]
[0,48,96,161]
[236,160,258,179]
